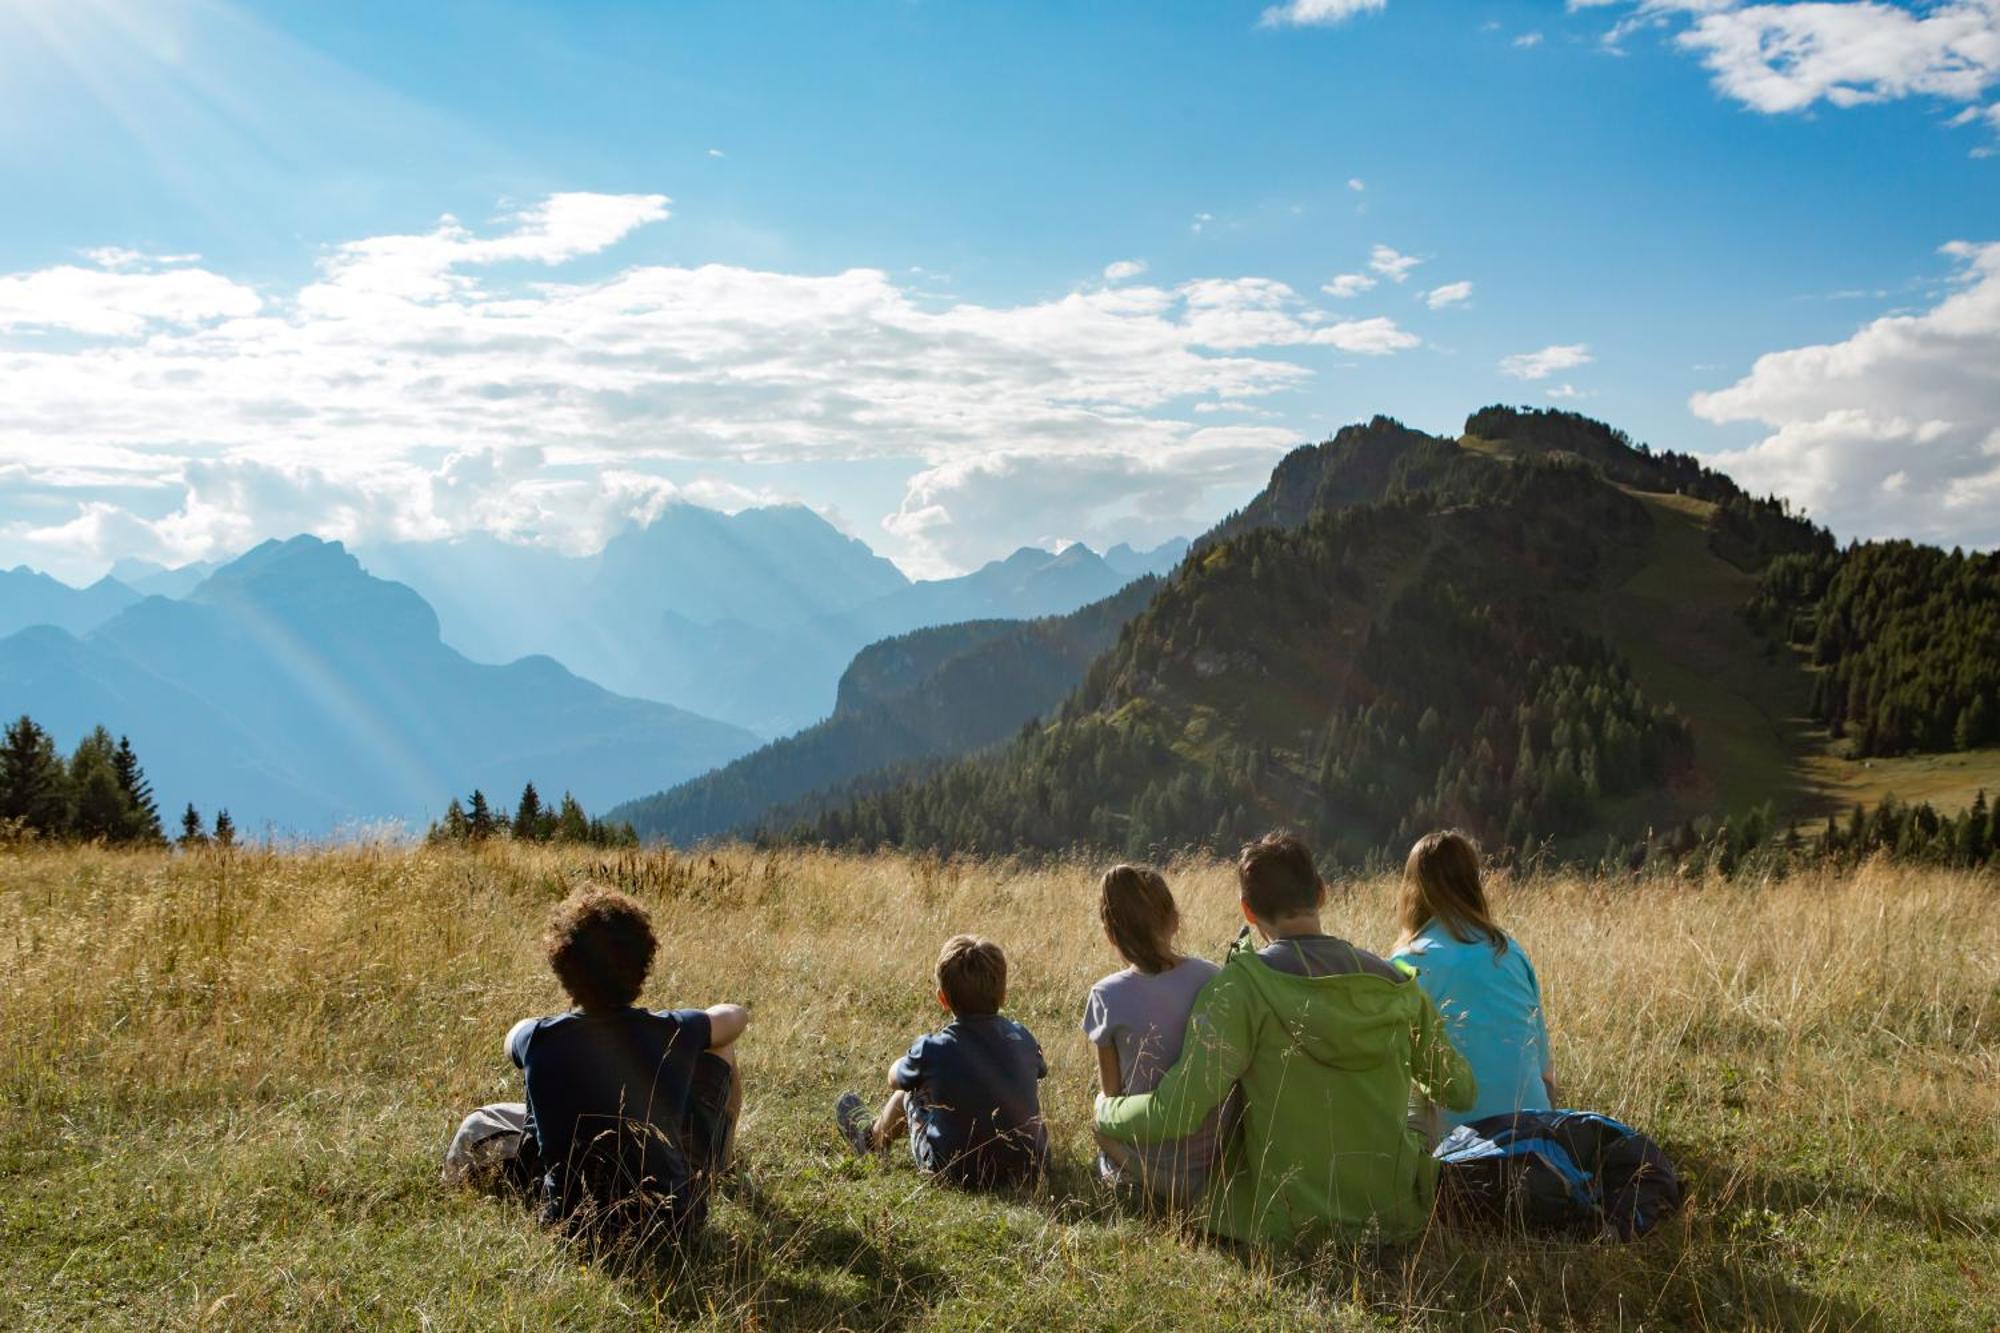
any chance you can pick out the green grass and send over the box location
[3,844,1995,1330]
[1590,490,1812,825]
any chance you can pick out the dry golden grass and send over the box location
[1,843,1994,1330]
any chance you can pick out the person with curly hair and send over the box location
[444,885,749,1236]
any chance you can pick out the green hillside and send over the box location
[784,408,1994,864]
[610,579,1160,843]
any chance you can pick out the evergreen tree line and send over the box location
[0,713,169,845]
[1749,541,1999,757]
[426,781,637,847]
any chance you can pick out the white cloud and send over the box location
[1692,239,2000,547]
[706,147,726,158]
[1546,383,1585,399]
[885,429,1291,573]
[1514,31,1546,47]
[0,192,1426,578]
[1347,177,1367,191]
[1500,343,1594,379]
[1191,212,1216,233]
[1312,317,1421,353]
[1422,280,1474,309]
[1369,244,1422,282]
[1322,272,1377,298]
[81,247,203,270]
[1259,0,1388,28]
[1104,259,1149,281]
[1600,1,2000,130]
[0,261,260,336]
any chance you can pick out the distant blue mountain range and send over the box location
[0,507,1183,834]
[358,505,1185,736]
[0,537,758,834]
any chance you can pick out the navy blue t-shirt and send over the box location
[508,1006,712,1202]
[890,1013,1047,1185]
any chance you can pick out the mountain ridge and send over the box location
[0,536,759,832]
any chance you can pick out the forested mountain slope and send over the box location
[608,578,1159,843]
[778,407,1928,864]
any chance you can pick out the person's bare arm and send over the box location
[1094,1043,1123,1097]
[1543,1062,1559,1107]
[705,1003,749,1049]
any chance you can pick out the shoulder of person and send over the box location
[1088,967,1134,996]
[1397,926,1451,957]
[1002,1015,1041,1044]
[1182,955,1223,978]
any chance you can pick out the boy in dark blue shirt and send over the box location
[836,934,1047,1187]
[452,885,749,1234]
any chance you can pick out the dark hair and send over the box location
[1399,829,1506,954]
[542,885,657,1010]
[1237,831,1323,921]
[936,934,1007,1015]
[1099,864,1180,974]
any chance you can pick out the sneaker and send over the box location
[835,1091,874,1155]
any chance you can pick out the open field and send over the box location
[2,844,1995,1330]
[1793,746,2000,825]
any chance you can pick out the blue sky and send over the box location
[2,0,1996,581]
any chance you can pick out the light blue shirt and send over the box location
[1391,923,1552,1131]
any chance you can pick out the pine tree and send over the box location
[513,782,544,842]
[556,792,589,843]
[437,797,468,843]
[0,714,74,836]
[111,736,163,844]
[212,809,236,849]
[466,789,496,839]
[179,802,206,847]
[69,727,129,842]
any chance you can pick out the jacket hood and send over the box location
[1227,934,1418,1072]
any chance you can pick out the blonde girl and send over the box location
[1391,831,1558,1131]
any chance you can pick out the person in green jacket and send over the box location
[1095,831,1476,1246]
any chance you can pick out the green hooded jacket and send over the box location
[1095,933,1476,1246]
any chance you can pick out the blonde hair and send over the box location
[1098,864,1180,974]
[1398,830,1507,954]
[936,934,1007,1015]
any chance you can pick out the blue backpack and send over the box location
[1434,1110,1682,1241]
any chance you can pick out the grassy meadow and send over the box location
[2,843,1995,1331]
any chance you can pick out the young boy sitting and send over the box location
[835,934,1048,1187]
[445,885,749,1235]
[1094,832,1475,1246]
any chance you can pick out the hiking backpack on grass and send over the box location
[1433,1109,1682,1241]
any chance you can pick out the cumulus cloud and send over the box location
[1692,239,2000,547]
[1500,343,1594,379]
[1104,258,1149,281]
[1422,280,1474,309]
[884,428,1291,572]
[1369,244,1422,282]
[1259,0,1388,27]
[0,192,1424,577]
[1599,1,2000,136]
[1322,272,1377,298]
[1514,31,1546,47]
[0,260,260,336]
[1347,177,1367,191]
